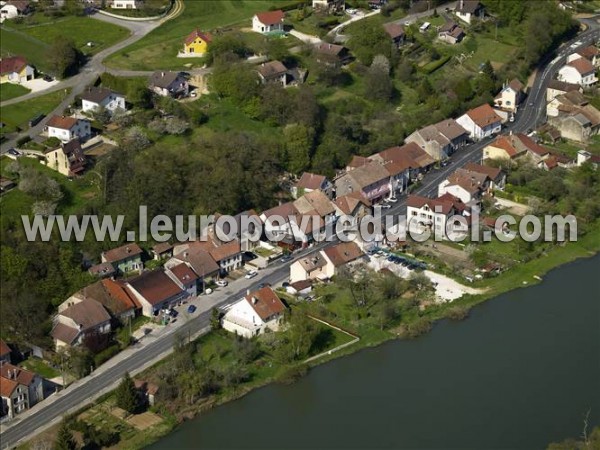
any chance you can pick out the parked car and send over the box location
[28,114,45,127]
[216,280,228,287]
[280,255,293,263]
[257,282,271,289]
[43,75,53,82]
[187,305,197,314]
[7,148,21,157]
[378,204,392,209]
[245,270,258,279]
[169,310,179,318]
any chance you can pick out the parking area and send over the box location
[21,77,60,93]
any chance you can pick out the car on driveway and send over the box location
[245,270,258,279]
[187,305,197,314]
[216,280,228,287]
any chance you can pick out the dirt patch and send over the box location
[126,411,163,430]
[85,143,117,157]
[111,406,128,420]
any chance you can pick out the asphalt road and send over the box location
[1,17,599,450]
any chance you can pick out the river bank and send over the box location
[21,225,600,450]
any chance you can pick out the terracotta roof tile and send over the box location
[322,242,363,267]
[0,340,10,358]
[0,56,29,75]
[244,287,285,321]
[46,115,79,130]
[127,270,183,306]
[296,172,327,190]
[466,104,502,129]
[0,363,35,386]
[184,29,212,46]
[567,57,595,75]
[102,243,143,263]
[255,10,284,25]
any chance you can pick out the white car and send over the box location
[216,280,228,287]
[385,197,398,203]
[378,203,392,209]
[245,270,258,279]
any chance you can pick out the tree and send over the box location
[53,421,77,450]
[209,62,260,105]
[283,123,315,174]
[210,308,221,330]
[47,36,81,78]
[347,21,391,64]
[121,126,150,151]
[365,60,393,102]
[115,372,138,414]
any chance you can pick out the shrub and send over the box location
[93,344,120,367]
[277,364,309,385]
[16,136,32,147]
[447,306,470,321]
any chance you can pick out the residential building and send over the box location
[165,262,199,297]
[577,150,600,169]
[222,287,286,338]
[213,209,262,252]
[260,202,304,249]
[0,377,28,420]
[314,42,351,66]
[152,242,174,260]
[252,10,285,34]
[0,341,11,364]
[61,279,138,322]
[537,152,574,171]
[547,91,600,143]
[455,0,484,24]
[567,45,600,68]
[383,22,405,48]
[110,0,142,9]
[168,243,220,281]
[51,298,112,350]
[483,133,550,163]
[463,162,506,190]
[405,119,469,161]
[174,237,242,274]
[256,60,287,86]
[320,241,364,278]
[42,139,86,177]
[312,0,345,13]
[293,189,337,228]
[88,262,116,279]
[494,79,525,113]
[437,168,489,205]
[101,243,144,274]
[149,71,189,98]
[456,104,503,140]
[0,177,16,194]
[292,172,333,199]
[80,86,125,114]
[45,116,91,143]
[290,252,328,283]
[182,29,212,56]
[0,0,31,20]
[0,364,44,410]
[333,192,371,220]
[0,56,34,84]
[557,58,598,88]
[406,194,470,239]
[335,160,392,203]
[438,20,465,45]
[286,279,313,297]
[372,142,436,181]
[546,79,582,102]
[126,270,186,317]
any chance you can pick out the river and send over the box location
[150,255,600,450]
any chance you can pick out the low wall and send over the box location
[95,8,165,22]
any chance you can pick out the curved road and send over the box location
[1,17,599,450]
[0,0,184,152]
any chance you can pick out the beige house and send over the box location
[546,80,582,103]
[289,242,363,283]
[494,79,524,113]
[51,298,112,350]
[42,139,86,177]
[483,133,550,163]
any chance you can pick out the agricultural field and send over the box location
[104,0,301,71]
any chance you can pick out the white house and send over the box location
[110,0,142,9]
[437,168,489,205]
[81,86,125,114]
[0,0,31,21]
[557,58,598,88]
[290,242,364,283]
[406,194,470,240]
[493,78,524,113]
[252,10,285,34]
[454,0,484,24]
[567,45,600,68]
[222,287,286,338]
[45,116,91,143]
[257,60,287,87]
[0,363,44,418]
[456,104,502,141]
[292,172,333,199]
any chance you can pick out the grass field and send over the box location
[0,83,31,101]
[105,0,301,71]
[0,89,67,133]
[1,15,129,73]
[20,358,60,379]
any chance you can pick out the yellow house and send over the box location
[183,29,212,56]
[42,139,86,177]
[0,56,34,84]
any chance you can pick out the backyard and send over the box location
[104,0,302,71]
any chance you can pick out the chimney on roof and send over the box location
[161,72,165,77]
[252,296,258,305]
[126,246,131,253]
[246,289,250,296]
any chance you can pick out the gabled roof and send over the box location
[464,104,502,128]
[463,162,503,181]
[168,263,199,285]
[445,170,487,195]
[439,20,459,33]
[150,71,185,89]
[102,243,143,263]
[295,190,335,217]
[508,78,524,92]
[347,155,370,169]
[489,133,549,158]
[340,161,391,190]
[378,142,436,168]
[0,363,36,386]
[152,242,173,255]
[51,323,79,345]
[315,42,347,56]
[456,0,482,14]
[0,340,10,358]
[244,287,285,321]
[6,0,30,12]
[383,22,405,40]
[59,298,112,330]
[0,377,19,398]
[184,29,213,46]
[577,45,599,60]
[257,60,287,78]
[88,262,115,277]
[296,172,327,191]
[322,242,363,267]
[171,245,220,277]
[435,119,468,141]
[46,115,79,130]
[407,194,456,215]
[74,279,137,316]
[261,201,298,220]
[566,57,595,75]
[0,56,29,75]
[334,192,371,215]
[548,79,581,92]
[127,270,183,306]
[254,10,284,26]
[81,86,121,104]
[296,253,327,271]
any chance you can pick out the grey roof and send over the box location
[150,71,184,89]
[80,86,121,104]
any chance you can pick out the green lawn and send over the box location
[105,0,301,71]
[20,358,60,379]
[0,28,50,72]
[0,89,67,133]
[0,83,31,101]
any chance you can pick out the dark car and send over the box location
[7,148,21,157]
[169,309,179,318]
[257,282,271,289]
[29,114,45,127]
[43,75,53,82]
[187,305,197,314]
[280,255,293,263]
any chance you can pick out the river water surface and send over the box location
[150,255,600,450]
